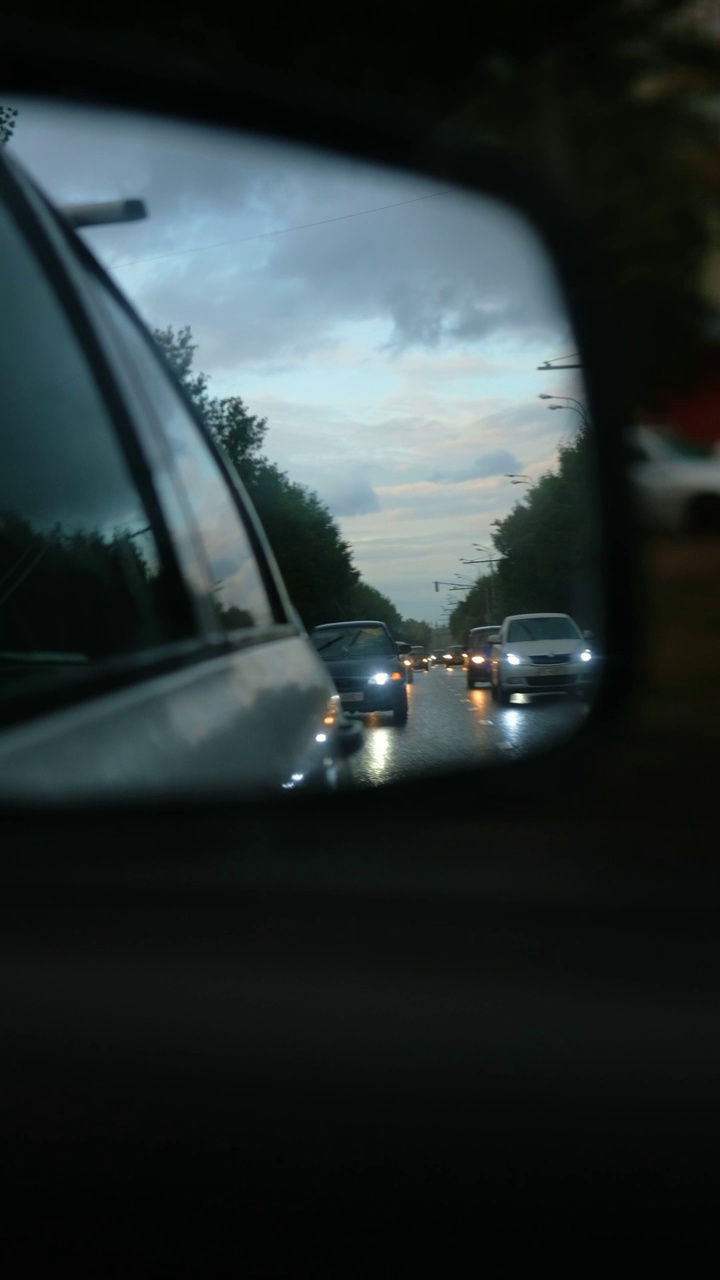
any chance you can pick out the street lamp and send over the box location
[505,473,532,485]
[538,393,589,429]
[548,405,588,432]
[538,393,585,411]
[472,543,495,568]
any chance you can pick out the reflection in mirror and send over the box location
[3,99,602,793]
[0,188,191,720]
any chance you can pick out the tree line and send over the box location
[449,421,600,643]
[154,325,418,636]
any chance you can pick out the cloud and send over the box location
[9,102,571,371]
[430,448,520,483]
[319,473,382,517]
[7,102,590,624]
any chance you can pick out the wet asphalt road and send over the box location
[348,662,589,787]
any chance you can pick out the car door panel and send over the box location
[0,632,340,800]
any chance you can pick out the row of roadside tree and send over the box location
[448,421,600,644]
[154,325,428,638]
[157,326,598,652]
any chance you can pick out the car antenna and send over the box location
[59,199,147,229]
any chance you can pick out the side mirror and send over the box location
[0,67,633,803]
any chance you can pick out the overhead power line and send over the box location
[111,189,452,270]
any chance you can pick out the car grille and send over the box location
[526,674,577,687]
[530,653,572,665]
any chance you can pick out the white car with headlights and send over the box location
[488,613,594,705]
[627,425,720,534]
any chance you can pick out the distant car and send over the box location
[627,425,720,534]
[399,651,414,684]
[395,642,414,684]
[310,621,410,725]
[442,645,466,668]
[409,647,430,671]
[489,613,594,705]
[465,625,501,688]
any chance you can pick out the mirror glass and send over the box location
[1,99,602,795]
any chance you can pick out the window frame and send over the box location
[35,184,300,644]
[0,154,280,727]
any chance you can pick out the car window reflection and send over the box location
[0,195,187,714]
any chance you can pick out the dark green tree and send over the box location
[487,423,601,631]
[347,581,404,635]
[400,618,434,649]
[153,324,208,404]
[154,325,267,469]
[448,576,497,643]
[152,324,403,631]
[0,106,17,147]
[243,458,361,630]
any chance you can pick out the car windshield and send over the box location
[507,617,580,642]
[311,625,395,658]
[468,628,497,646]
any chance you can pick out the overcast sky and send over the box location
[8,99,586,625]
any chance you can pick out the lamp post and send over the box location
[505,473,532,485]
[537,353,582,371]
[434,579,482,592]
[473,544,497,615]
[456,551,497,618]
[472,543,495,572]
[538,393,590,430]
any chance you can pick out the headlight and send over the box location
[580,648,592,662]
[443,653,452,660]
[368,672,390,685]
[506,652,521,666]
[471,655,485,665]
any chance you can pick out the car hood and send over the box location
[501,637,586,656]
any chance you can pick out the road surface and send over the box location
[348,662,589,787]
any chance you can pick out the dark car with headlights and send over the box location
[398,648,414,683]
[310,621,410,726]
[466,625,500,688]
[409,646,430,671]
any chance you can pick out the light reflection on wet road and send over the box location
[348,662,589,787]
